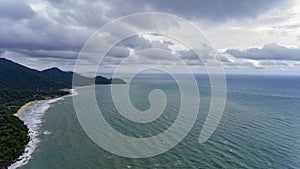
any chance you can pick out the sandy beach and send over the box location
[13,101,37,117]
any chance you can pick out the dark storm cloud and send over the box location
[107,35,172,59]
[47,0,108,29]
[0,27,88,51]
[117,36,152,50]
[0,0,35,20]
[0,14,93,51]
[10,49,78,60]
[107,0,282,22]
[107,46,130,58]
[226,43,300,61]
[0,49,5,56]
[177,50,198,60]
[0,0,108,54]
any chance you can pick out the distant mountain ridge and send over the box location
[0,58,125,91]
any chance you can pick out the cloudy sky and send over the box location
[1,0,300,74]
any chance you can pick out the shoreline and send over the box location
[8,91,74,169]
[13,101,37,117]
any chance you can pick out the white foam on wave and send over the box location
[68,88,78,97]
[8,97,63,169]
[43,131,51,135]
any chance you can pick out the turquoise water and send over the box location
[15,75,300,168]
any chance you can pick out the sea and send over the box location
[9,74,300,169]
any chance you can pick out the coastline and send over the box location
[8,90,74,169]
[13,101,37,117]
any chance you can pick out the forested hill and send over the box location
[0,57,126,111]
[0,58,125,91]
[0,58,125,168]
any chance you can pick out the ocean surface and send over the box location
[10,74,300,169]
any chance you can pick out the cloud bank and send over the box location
[226,43,300,61]
[0,0,299,73]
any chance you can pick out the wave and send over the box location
[8,97,63,169]
[68,88,78,97]
[43,131,51,135]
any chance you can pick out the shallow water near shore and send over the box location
[12,75,300,169]
[8,98,63,169]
